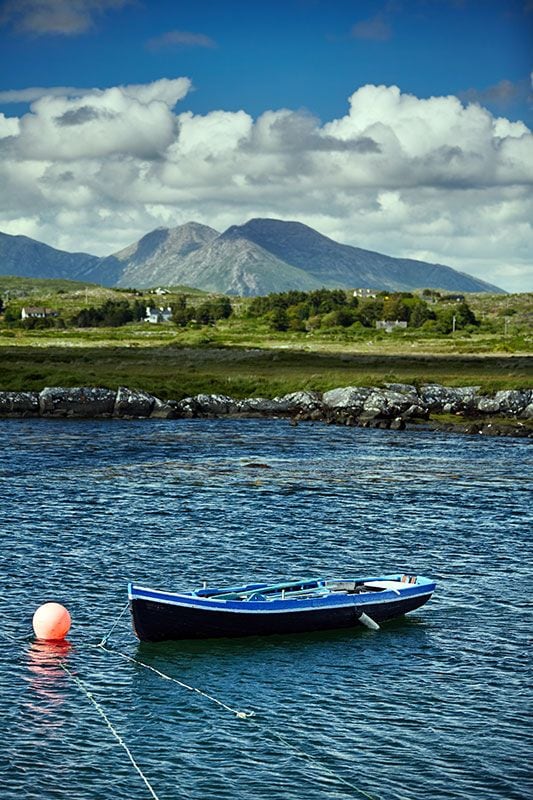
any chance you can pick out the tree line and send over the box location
[247,288,478,334]
[0,288,478,335]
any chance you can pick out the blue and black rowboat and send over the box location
[128,574,436,642]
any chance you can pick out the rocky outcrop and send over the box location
[114,387,156,418]
[322,387,372,412]
[418,384,480,413]
[0,391,39,416]
[177,393,240,417]
[39,387,116,417]
[0,384,531,437]
[150,398,180,419]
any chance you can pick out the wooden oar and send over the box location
[210,577,321,601]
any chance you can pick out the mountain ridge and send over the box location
[0,220,505,295]
[0,231,99,281]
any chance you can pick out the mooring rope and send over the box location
[96,644,384,799]
[265,726,381,800]
[98,602,130,647]
[98,643,254,719]
[0,603,387,800]
[59,662,163,800]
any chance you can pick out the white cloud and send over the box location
[0,79,532,291]
[3,78,191,160]
[0,0,131,36]
[0,86,90,103]
[351,13,392,42]
[146,30,216,50]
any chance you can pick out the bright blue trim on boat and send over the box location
[129,575,435,615]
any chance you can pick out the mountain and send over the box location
[0,220,505,294]
[82,222,219,287]
[220,219,503,294]
[0,231,98,281]
[171,236,323,295]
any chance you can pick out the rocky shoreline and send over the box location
[0,384,531,437]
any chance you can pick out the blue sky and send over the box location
[0,0,532,290]
[1,0,531,123]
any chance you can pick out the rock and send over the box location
[322,386,372,411]
[39,387,116,417]
[358,408,381,422]
[363,389,415,418]
[241,391,323,416]
[0,391,39,416]
[473,396,501,414]
[277,391,323,411]
[384,383,418,400]
[114,387,155,418]
[520,403,533,420]
[494,389,532,415]
[390,417,406,430]
[182,393,239,416]
[402,404,429,420]
[238,397,287,414]
[150,399,179,419]
[419,384,480,413]
[176,396,198,417]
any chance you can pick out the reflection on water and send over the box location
[25,640,72,714]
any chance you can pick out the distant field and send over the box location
[0,277,531,396]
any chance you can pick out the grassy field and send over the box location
[1,278,531,397]
[1,345,531,399]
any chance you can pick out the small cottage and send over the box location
[145,306,173,323]
[376,320,408,333]
[21,306,58,320]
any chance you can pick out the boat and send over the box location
[128,573,436,642]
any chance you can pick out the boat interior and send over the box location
[193,576,417,602]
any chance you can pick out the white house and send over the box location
[376,320,408,333]
[21,306,58,319]
[145,306,173,323]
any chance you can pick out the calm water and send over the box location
[0,418,531,800]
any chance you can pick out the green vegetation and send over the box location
[0,277,531,397]
[1,345,531,399]
[246,288,477,334]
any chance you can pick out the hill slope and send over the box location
[0,232,98,281]
[82,222,219,287]
[222,219,503,294]
[174,236,323,295]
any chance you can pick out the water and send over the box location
[0,418,531,800]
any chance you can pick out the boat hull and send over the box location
[129,579,434,642]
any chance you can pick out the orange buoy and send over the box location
[32,602,71,641]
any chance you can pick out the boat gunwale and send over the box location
[128,576,436,615]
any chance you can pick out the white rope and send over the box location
[98,644,254,719]
[266,727,382,800]
[59,662,163,800]
[2,615,384,798]
[98,602,130,646]
[98,645,385,798]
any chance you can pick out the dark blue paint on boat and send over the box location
[128,574,435,641]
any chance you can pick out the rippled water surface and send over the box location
[1,418,531,800]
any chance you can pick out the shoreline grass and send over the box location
[1,343,531,399]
